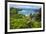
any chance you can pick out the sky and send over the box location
[10,4,41,16]
[10,4,41,9]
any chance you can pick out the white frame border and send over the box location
[7,2,43,32]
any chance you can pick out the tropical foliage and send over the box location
[10,7,41,29]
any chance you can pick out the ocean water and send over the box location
[18,9,39,16]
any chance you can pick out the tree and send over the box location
[16,8,22,14]
[10,7,17,14]
[35,8,41,22]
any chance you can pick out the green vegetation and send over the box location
[10,7,41,29]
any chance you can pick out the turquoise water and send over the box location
[18,9,39,16]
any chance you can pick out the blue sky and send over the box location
[10,4,41,16]
[10,4,41,9]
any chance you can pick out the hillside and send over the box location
[10,7,41,29]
